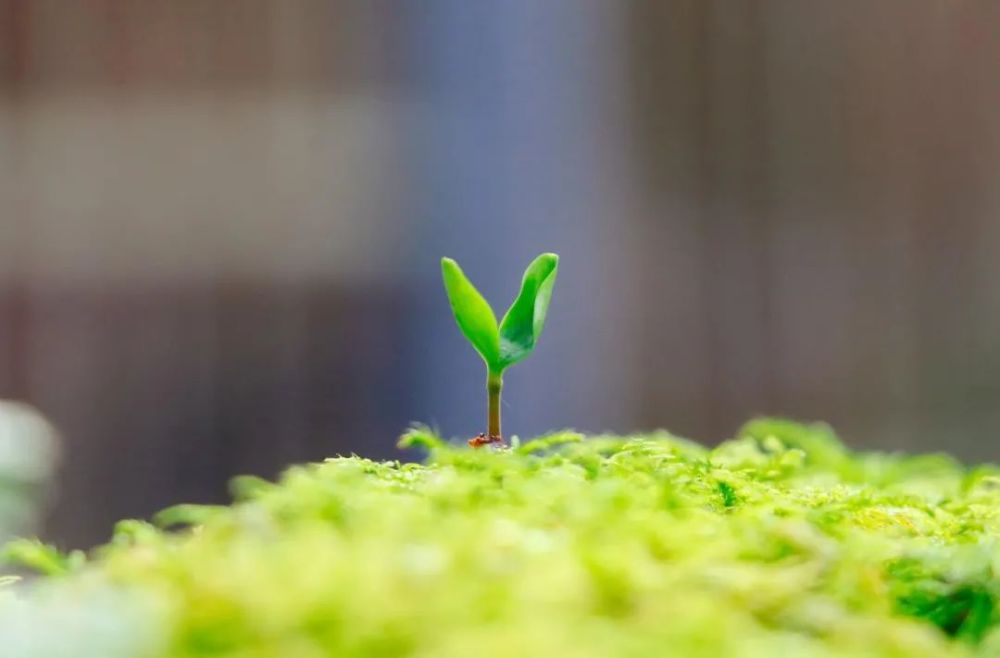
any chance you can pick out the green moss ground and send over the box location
[4,419,1000,657]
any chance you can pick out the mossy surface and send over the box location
[4,419,1000,657]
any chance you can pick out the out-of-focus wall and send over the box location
[627,1,1000,461]
[0,0,417,547]
[3,1,1000,548]
[1,0,404,285]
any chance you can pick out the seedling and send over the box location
[441,253,559,447]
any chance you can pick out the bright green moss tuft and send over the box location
[4,419,1000,657]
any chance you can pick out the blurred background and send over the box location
[1,1,1000,548]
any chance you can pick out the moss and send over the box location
[4,418,1000,657]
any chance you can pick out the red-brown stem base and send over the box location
[468,433,504,448]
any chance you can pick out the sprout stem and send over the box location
[487,370,503,438]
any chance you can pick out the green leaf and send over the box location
[230,475,278,502]
[153,504,228,529]
[397,424,448,453]
[1,538,84,576]
[515,430,584,455]
[498,253,559,368]
[441,258,501,368]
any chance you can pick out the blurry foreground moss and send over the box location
[5,419,1000,657]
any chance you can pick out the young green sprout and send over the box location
[441,253,559,447]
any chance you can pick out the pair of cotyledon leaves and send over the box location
[441,253,559,374]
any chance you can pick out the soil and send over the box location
[467,432,504,448]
